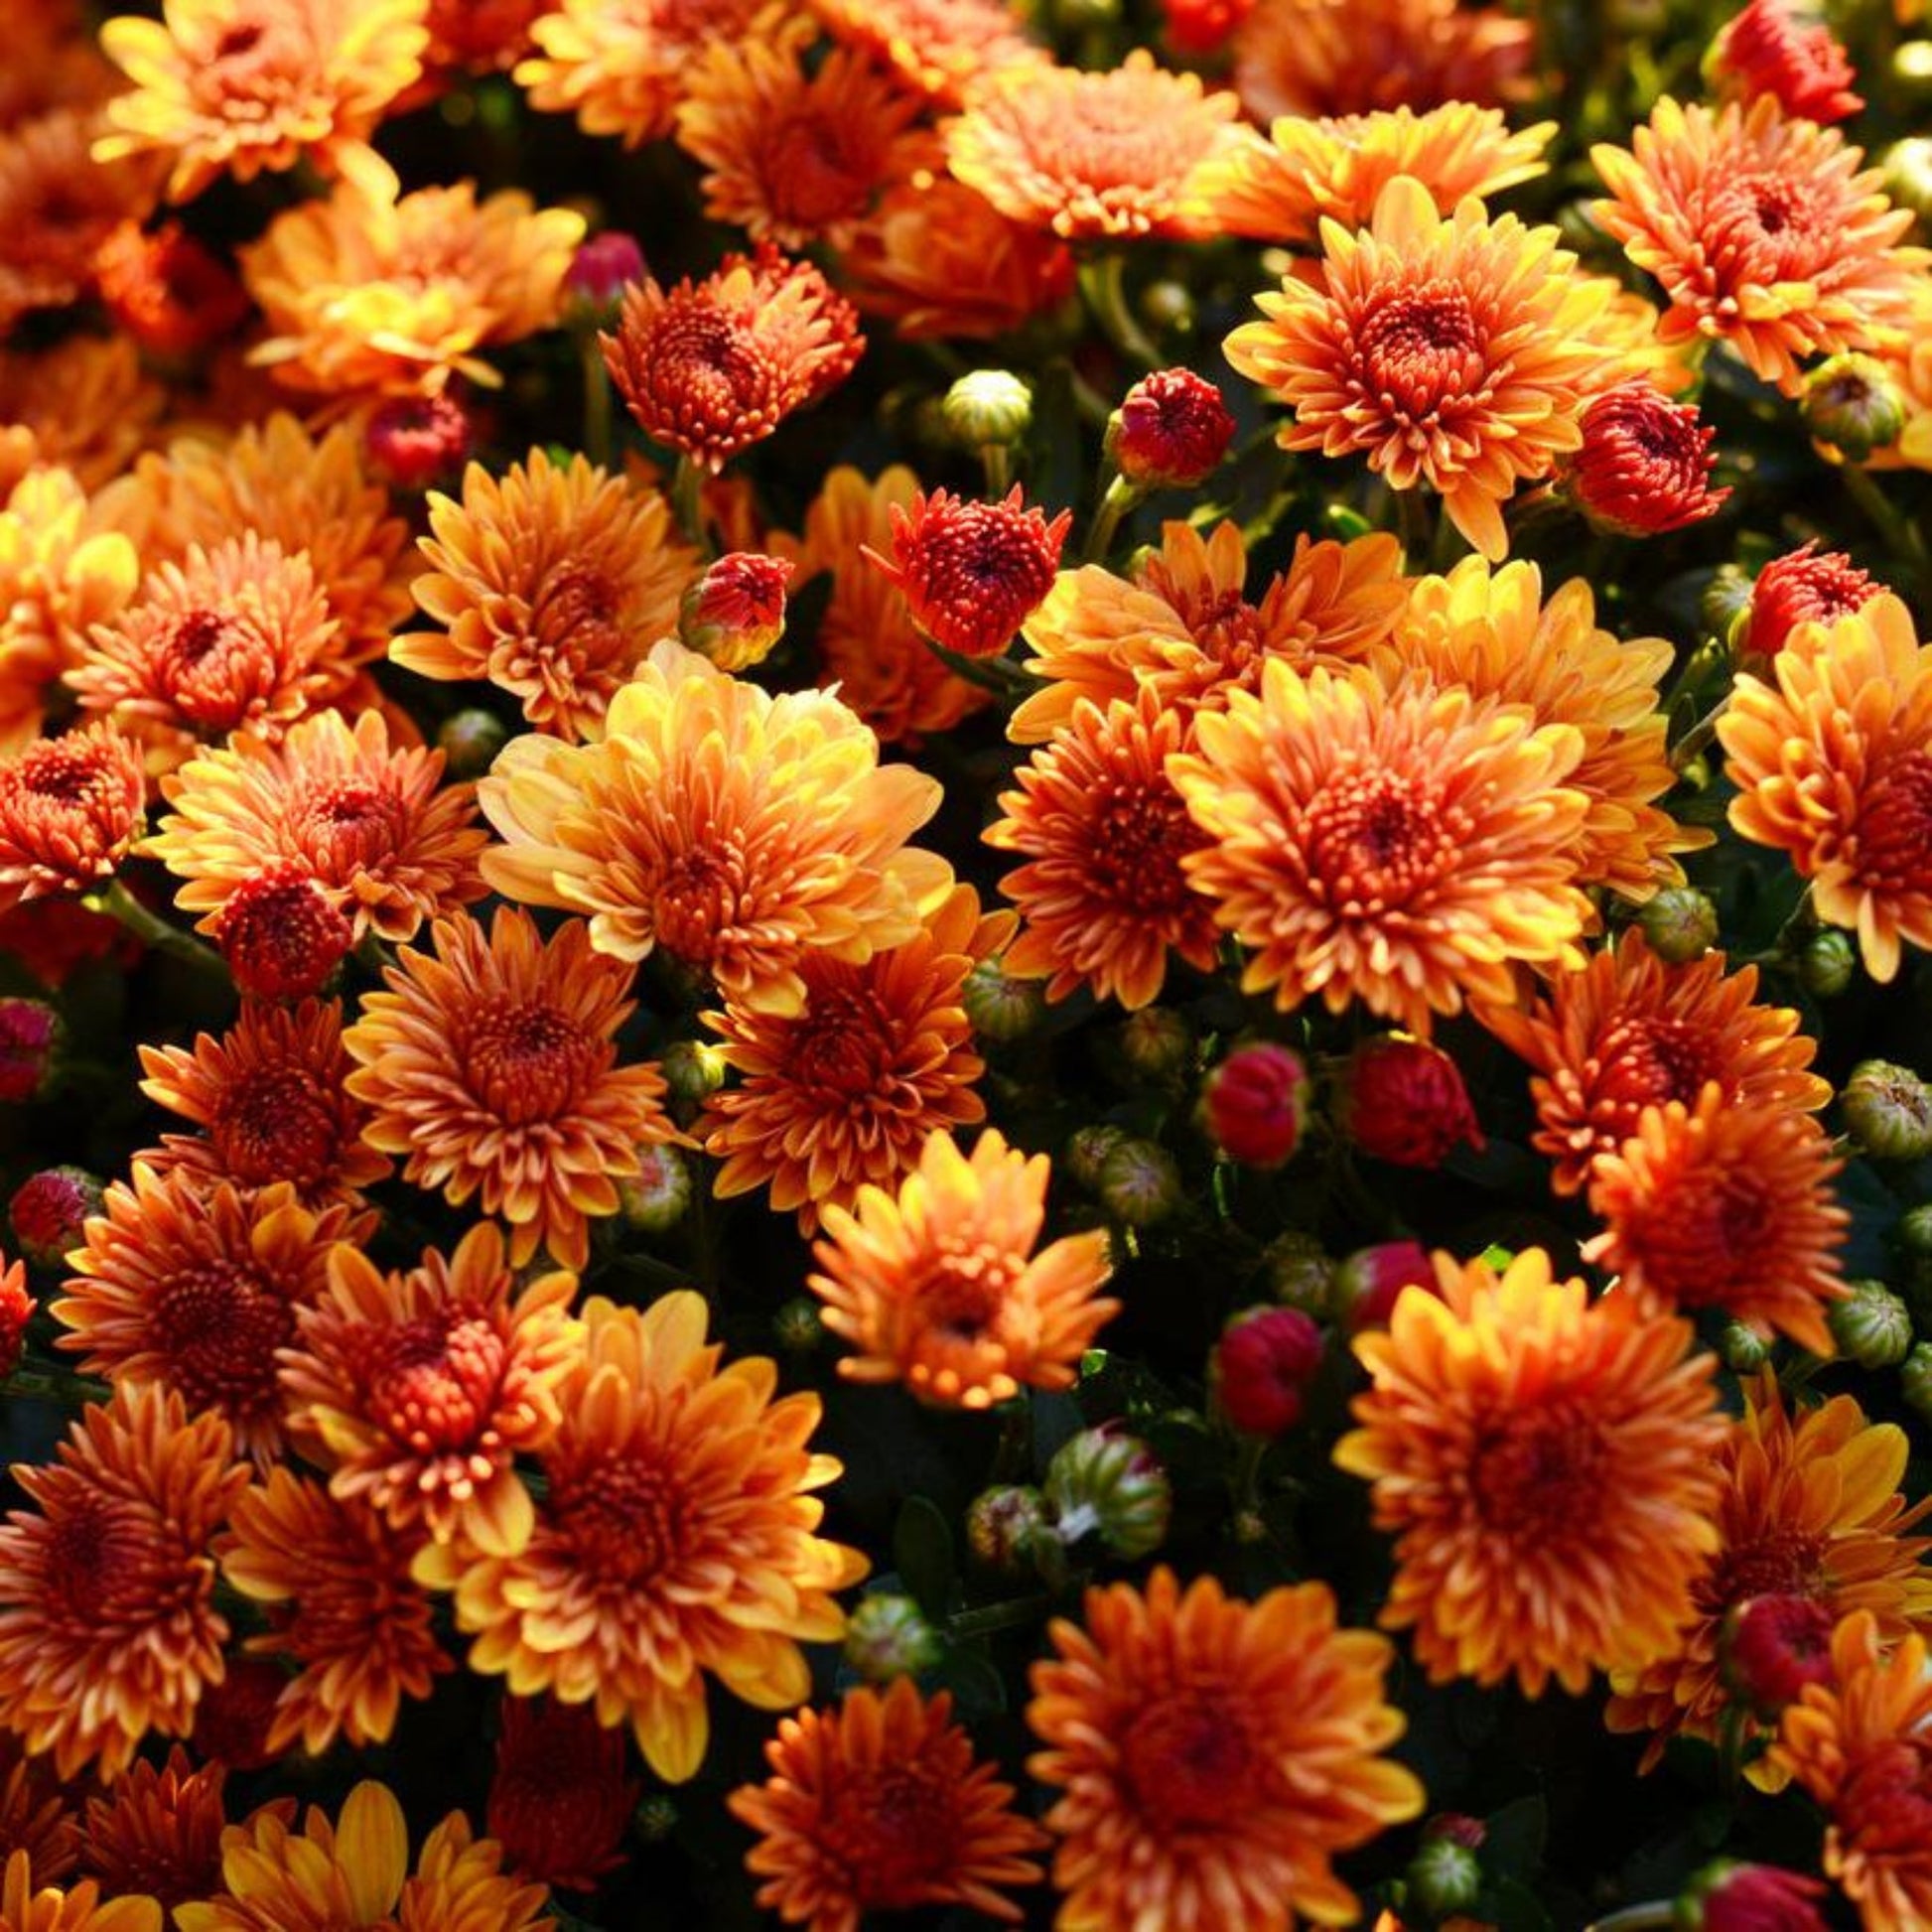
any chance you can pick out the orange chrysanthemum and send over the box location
[280,1221,581,1560]
[480,638,950,1017]
[1583,1085,1848,1354]
[730,1677,1049,1932]
[0,1384,247,1779]
[1226,176,1613,561]
[1478,928,1830,1196]
[55,1166,367,1464]
[1336,1247,1727,1697]
[1169,659,1590,1032]
[394,448,696,741]
[1771,1614,1932,1932]
[219,1466,452,1755]
[147,705,489,944]
[0,1854,158,1932]
[343,907,679,1269]
[415,1292,868,1784]
[93,218,251,360]
[701,885,1004,1233]
[486,1695,639,1892]
[0,1738,78,1889]
[1590,95,1925,395]
[946,50,1243,241]
[0,339,164,496]
[1608,1379,1932,1773]
[0,723,146,912]
[808,1127,1115,1409]
[987,688,1221,1010]
[1028,1567,1424,1932]
[1719,594,1932,983]
[1372,557,1705,899]
[0,6,119,127]
[78,1746,236,1907]
[240,155,585,400]
[808,0,1044,105]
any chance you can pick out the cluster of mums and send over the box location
[0,0,1928,1928]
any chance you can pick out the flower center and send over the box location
[1697,1527,1829,1613]
[1119,1693,1256,1828]
[366,1306,506,1452]
[1592,1015,1721,1112]
[465,998,596,1123]
[153,1260,295,1420]
[1844,1740,1932,1857]
[653,840,751,970]
[533,560,626,673]
[911,1233,1020,1342]
[1469,1405,1606,1543]
[211,1066,343,1186]
[41,1489,150,1624]
[24,747,106,806]
[154,608,273,734]
[764,113,874,229]
[1082,778,1203,916]
[1358,282,1483,414]
[1857,750,1932,891]
[549,1453,686,1588]
[820,1762,958,1906]
[785,985,902,1100]
[1303,766,1455,908]
[292,780,406,879]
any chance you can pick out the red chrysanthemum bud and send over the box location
[1740,541,1881,660]
[678,551,794,672]
[488,1695,640,1892]
[0,1261,31,1381]
[364,392,476,493]
[1201,1041,1309,1169]
[1212,1305,1323,1436]
[1334,1239,1438,1333]
[1564,383,1729,537]
[1108,368,1237,489]
[0,998,60,1103]
[8,1166,102,1270]
[215,863,353,1001]
[1424,1813,1487,1852]
[1721,1592,1837,1718]
[1161,0,1258,55]
[1678,1859,1831,1932]
[564,229,646,326]
[869,485,1071,659]
[1339,1036,1483,1169]
[188,1658,286,1771]
[94,220,250,359]
[1710,0,1863,124]
[0,722,147,911]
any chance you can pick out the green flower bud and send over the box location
[941,370,1033,451]
[1638,888,1720,964]
[1044,1427,1171,1560]
[773,1297,825,1354]
[1828,1279,1914,1368]
[962,955,1046,1041]
[1700,564,1753,650]
[1842,1059,1932,1161]
[1798,928,1857,1000]
[634,1794,678,1842]
[1721,1319,1773,1375]
[1063,1124,1128,1193]
[435,708,510,780]
[965,1484,1047,1573]
[1264,1231,1336,1317]
[1897,1203,1932,1256]
[617,1144,692,1232]
[1884,135,1932,222]
[1406,1837,1484,1920]
[660,1038,728,1105]
[1117,1007,1192,1084]
[1804,354,1907,463]
[1900,1341,1932,1422]
[844,1592,943,1682]
[1096,1137,1182,1227]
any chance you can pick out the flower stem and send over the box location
[7,1360,110,1408]
[1076,254,1163,375]
[80,880,227,985]
[920,636,1035,699]
[670,454,709,555]
[580,331,613,470]
[1669,694,1730,772]
[980,443,1012,498]
[944,1592,1056,1642]
[1583,1907,1674,1932]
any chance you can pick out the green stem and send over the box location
[670,455,709,555]
[1084,475,1145,565]
[980,443,1012,498]
[1841,463,1927,571]
[920,636,1035,699]
[944,1592,1056,1642]
[580,331,613,470]
[80,881,227,984]
[1669,695,1730,772]
[1076,254,1164,375]
[7,1361,111,1407]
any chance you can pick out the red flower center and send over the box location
[154,1260,295,1419]
[367,1306,507,1452]
[1857,750,1932,891]
[1470,1404,1607,1543]
[466,998,597,1123]
[551,1453,687,1587]
[1358,283,1483,414]
[1593,1015,1722,1112]
[786,986,903,1100]
[41,1489,150,1624]
[1844,1740,1932,1857]
[822,1761,960,1906]
[1120,1692,1256,1827]
[1305,767,1454,907]
[1082,778,1204,917]
[211,1066,343,1186]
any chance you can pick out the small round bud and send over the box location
[1062,1124,1128,1193]
[363,392,474,492]
[1639,888,1720,963]
[941,370,1034,451]
[1211,1305,1323,1437]
[216,864,353,1001]
[844,1592,944,1682]
[1898,1203,1932,1256]
[678,552,793,672]
[0,999,61,1103]
[633,1794,679,1843]
[965,1484,1048,1573]
[1828,1279,1913,1367]
[1200,1042,1309,1170]
[1339,1036,1482,1170]
[564,230,645,327]
[436,708,511,780]
[1722,1592,1837,1719]
[1803,353,1906,463]
[8,1166,103,1270]
[1334,1240,1437,1333]
[1264,1231,1335,1316]
[1675,1860,1830,1932]
[1720,1319,1773,1375]
[961,956,1046,1041]
[1742,542,1879,663]
[1841,1059,1932,1161]
[1406,1837,1484,1921]
[1884,134,1932,222]
[1105,368,1236,490]
[772,1297,826,1354]
[1701,563,1754,647]
[1138,280,1194,334]
[1900,1341,1932,1422]
[1118,1006,1192,1085]
[660,1038,728,1105]
[617,1144,692,1232]
[1423,1814,1487,1852]
[1096,1137,1182,1227]
[1044,1427,1171,1559]
[1798,927,1857,999]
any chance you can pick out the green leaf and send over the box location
[892,1496,957,1619]
[1484,1793,1549,1881]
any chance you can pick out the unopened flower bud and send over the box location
[1675,1860,1830,1932]
[1828,1279,1913,1367]
[1406,1837,1484,1921]
[1841,1059,1932,1161]
[1900,1341,1932,1422]
[1423,1813,1486,1852]
[678,552,792,672]
[565,230,645,327]
[1106,368,1236,489]
[1212,1305,1323,1437]
[1639,888,1720,963]
[966,1483,1047,1573]
[1884,134,1932,222]
[1201,1041,1309,1170]
[1139,280,1194,334]
[1798,928,1857,999]
[1564,382,1728,536]
[1096,1137,1181,1227]
[8,1166,102,1270]
[660,1039,727,1105]
[364,392,474,492]
[1118,1006,1192,1085]
[1701,563,1754,647]
[961,956,1046,1041]
[1741,542,1880,663]
[617,1144,691,1232]
[1264,1231,1334,1316]
[436,707,510,780]
[772,1297,825,1354]
[1722,1593,1837,1719]
[1898,1203,1932,1256]
[633,1794,678,1843]
[1339,1036,1482,1169]
[1063,1124,1128,1193]
[1720,1319,1773,1375]
[1044,1427,1171,1559]
[0,999,61,1103]
[216,864,352,1001]
[941,370,1034,451]
[1161,0,1257,58]
[844,1592,943,1682]
[1335,1240,1438,1333]
[1804,353,1906,463]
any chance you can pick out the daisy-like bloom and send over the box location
[394,449,696,742]
[415,1291,868,1784]
[701,885,1004,1234]
[1186,103,1553,245]
[55,1168,367,1464]
[0,339,164,496]
[1607,1378,1932,1774]
[0,1384,247,1779]
[946,50,1243,242]
[600,246,864,475]
[176,1780,548,1932]
[0,1855,159,1932]
[1712,0,1863,124]
[218,1465,452,1755]
[1478,928,1830,1196]
[808,0,1045,105]
[486,1696,639,1892]
[674,19,936,253]
[78,1746,234,1906]
[1170,659,1591,1033]
[730,1677,1049,1932]
[1584,1086,1848,1353]
[808,1127,1115,1409]
[95,0,427,203]
[1590,96,1924,395]
[1771,1614,1932,1932]
[0,723,146,913]
[240,155,585,401]
[1371,557,1705,901]
[1227,176,1615,562]
[1012,519,1409,744]
[279,1221,581,1558]
[343,907,680,1269]
[515,0,767,147]
[480,638,950,1017]
[986,688,1221,1010]
[1740,541,1879,660]
[147,706,489,945]
[93,219,251,359]
[1719,594,1932,981]
[1336,1247,1727,1697]
[870,485,1070,660]
[1562,382,1729,537]
[135,999,389,1207]
[1028,1567,1423,1932]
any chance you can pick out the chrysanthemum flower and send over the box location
[1564,382,1729,537]
[240,155,585,400]
[396,450,694,741]
[1591,96,1923,394]
[1608,1378,1932,1774]
[600,246,864,474]
[1028,1567,1423,1932]
[78,1746,234,1907]
[1170,659,1590,1032]
[0,1737,78,1889]
[56,1168,366,1464]
[93,219,251,358]
[986,688,1221,1010]
[148,705,489,945]
[487,1696,639,1892]
[1108,370,1236,490]
[0,1853,159,1932]
[480,638,949,1017]
[218,1466,452,1755]
[210,864,353,1001]
[0,723,146,912]
[1373,557,1706,899]
[1013,519,1409,743]
[809,1124,1115,1407]
[1740,541,1879,659]
[731,1677,1049,1932]
[0,338,163,495]
[1478,928,1830,1195]
[808,0,1045,105]
[1227,176,1614,561]
[0,1384,247,1779]
[95,0,427,203]
[1712,0,1863,124]
[702,886,1004,1234]
[281,1221,579,1559]
[1719,595,1932,982]
[946,50,1243,242]
[1336,1247,1726,1697]
[1770,1613,1932,1932]
[416,1291,867,1783]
